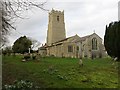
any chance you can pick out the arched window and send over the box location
[68,45,73,52]
[77,46,79,51]
[92,38,97,50]
[57,16,59,21]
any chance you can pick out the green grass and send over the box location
[2,55,119,88]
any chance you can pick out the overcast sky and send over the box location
[8,0,119,47]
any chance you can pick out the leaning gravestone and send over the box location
[23,53,31,61]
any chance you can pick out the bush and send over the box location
[3,80,34,90]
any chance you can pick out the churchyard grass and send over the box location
[2,55,119,88]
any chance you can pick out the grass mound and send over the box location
[2,55,119,88]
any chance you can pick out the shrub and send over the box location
[3,80,34,90]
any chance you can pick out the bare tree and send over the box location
[0,0,48,48]
[28,37,41,50]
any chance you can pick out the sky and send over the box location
[7,0,119,48]
[118,1,120,21]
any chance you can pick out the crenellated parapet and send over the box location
[49,8,64,15]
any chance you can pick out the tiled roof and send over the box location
[80,34,93,41]
[53,35,74,43]
[80,33,102,41]
[45,33,102,47]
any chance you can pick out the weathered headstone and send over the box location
[79,58,83,67]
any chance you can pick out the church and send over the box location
[39,9,106,58]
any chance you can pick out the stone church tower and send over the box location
[47,9,66,45]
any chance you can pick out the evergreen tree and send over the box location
[104,21,120,61]
[12,36,32,54]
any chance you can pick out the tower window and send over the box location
[57,16,59,21]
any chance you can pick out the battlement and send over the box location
[49,9,64,15]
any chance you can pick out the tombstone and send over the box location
[23,53,31,61]
[79,58,83,67]
[32,54,36,60]
[114,57,118,61]
[22,59,26,62]
[36,54,41,60]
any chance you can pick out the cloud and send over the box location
[8,0,119,47]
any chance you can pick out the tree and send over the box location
[2,46,12,55]
[12,36,32,54]
[28,37,41,50]
[0,0,48,48]
[104,21,120,61]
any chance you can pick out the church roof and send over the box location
[54,34,80,44]
[80,33,102,41]
[53,35,74,43]
[39,46,46,50]
[47,33,102,47]
[80,34,93,41]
